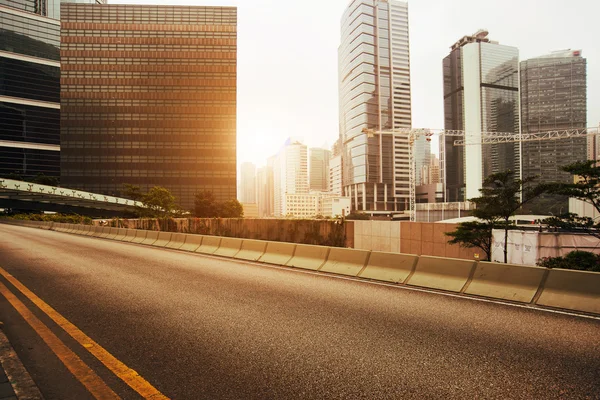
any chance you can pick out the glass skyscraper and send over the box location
[442,30,520,201]
[59,3,237,210]
[339,0,412,213]
[0,0,61,180]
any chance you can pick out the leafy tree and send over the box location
[447,171,546,263]
[543,160,600,237]
[122,184,144,202]
[537,250,600,272]
[32,174,59,186]
[142,186,176,217]
[445,221,494,261]
[219,199,244,218]
[193,190,218,217]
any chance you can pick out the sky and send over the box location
[111,0,600,168]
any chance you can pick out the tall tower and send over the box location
[273,139,308,217]
[521,50,587,181]
[239,162,257,204]
[309,148,331,192]
[442,30,520,201]
[339,0,411,213]
[0,0,62,181]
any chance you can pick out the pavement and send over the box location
[0,223,599,399]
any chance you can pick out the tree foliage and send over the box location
[445,221,494,261]
[537,250,600,272]
[142,186,176,217]
[543,160,600,237]
[193,191,243,218]
[447,171,547,263]
[122,184,144,202]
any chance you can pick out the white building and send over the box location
[339,0,412,213]
[309,148,331,192]
[239,162,256,203]
[329,154,343,195]
[273,139,308,217]
[322,196,351,218]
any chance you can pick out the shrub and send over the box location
[537,250,600,272]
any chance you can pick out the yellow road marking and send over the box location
[0,280,119,399]
[0,267,168,399]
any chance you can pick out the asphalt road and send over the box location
[0,223,599,399]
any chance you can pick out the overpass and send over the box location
[0,178,142,216]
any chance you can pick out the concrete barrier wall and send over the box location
[166,233,187,249]
[196,236,221,255]
[234,240,267,262]
[259,242,296,265]
[107,227,120,240]
[535,269,600,315]
[400,222,478,260]
[152,232,172,247]
[465,262,546,303]
[286,244,329,271]
[407,256,476,292]
[320,248,370,277]
[359,252,418,283]
[131,230,148,244]
[99,227,112,238]
[114,228,128,241]
[213,237,243,258]
[180,235,203,252]
[122,229,138,242]
[141,231,159,245]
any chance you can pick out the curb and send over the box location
[0,325,43,400]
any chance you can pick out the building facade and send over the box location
[273,139,308,217]
[339,0,412,213]
[520,50,587,183]
[442,30,520,201]
[239,162,256,204]
[0,0,62,181]
[309,147,330,192]
[256,160,274,218]
[60,3,237,210]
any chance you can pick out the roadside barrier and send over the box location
[179,234,203,252]
[320,247,370,277]
[166,233,187,250]
[464,262,546,303]
[195,235,220,254]
[141,231,159,245]
[259,242,296,265]
[234,239,268,262]
[131,230,147,244]
[4,220,600,316]
[407,256,476,293]
[359,251,418,283]
[213,237,243,258]
[535,269,600,315]
[113,228,128,241]
[152,232,172,247]
[286,244,329,271]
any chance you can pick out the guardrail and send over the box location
[4,220,599,316]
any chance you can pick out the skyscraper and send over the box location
[339,0,411,213]
[520,50,587,184]
[273,139,308,217]
[442,30,520,201]
[0,0,61,180]
[413,136,431,186]
[239,162,257,204]
[60,3,237,210]
[309,148,331,192]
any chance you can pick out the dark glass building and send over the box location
[60,3,237,210]
[0,0,61,180]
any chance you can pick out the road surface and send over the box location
[0,223,599,399]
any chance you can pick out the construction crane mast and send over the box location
[363,127,600,222]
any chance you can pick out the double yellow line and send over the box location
[0,266,168,399]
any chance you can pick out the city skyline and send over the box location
[112,0,600,169]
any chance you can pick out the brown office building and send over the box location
[60,3,237,210]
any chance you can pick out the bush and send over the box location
[537,250,600,272]
[3,213,92,225]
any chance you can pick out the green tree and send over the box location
[544,160,600,238]
[193,190,218,217]
[142,186,176,217]
[218,199,244,218]
[447,171,546,263]
[122,184,144,202]
[445,221,494,261]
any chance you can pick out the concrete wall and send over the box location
[99,218,353,248]
[400,222,478,260]
[354,221,400,253]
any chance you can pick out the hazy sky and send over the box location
[111,0,599,168]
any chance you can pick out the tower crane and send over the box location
[362,127,600,222]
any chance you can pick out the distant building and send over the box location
[309,148,331,192]
[321,196,351,218]
[329,154,343,195]
[0,0,62,181]
[59,3,237,210]
[241,203,259,218]
[256,159,274,218]
[429,154,441,184]
[239,162,257,204]
[273,139,308,217]
[339,0,412,213]
[414,136,431,186]
[520,50,587,182]
[442,30,519,201]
